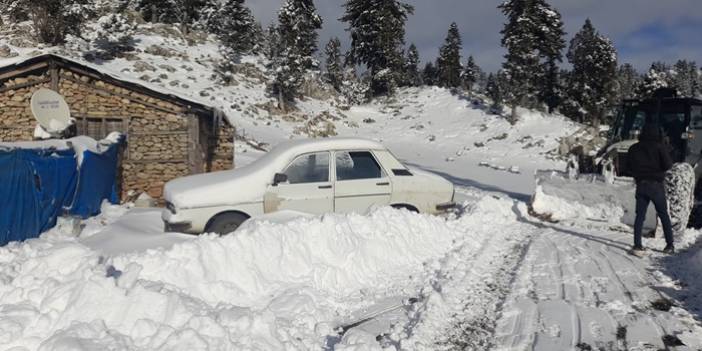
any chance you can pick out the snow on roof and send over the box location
[0,52,219,115]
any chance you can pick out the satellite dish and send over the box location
[30,88,71,134]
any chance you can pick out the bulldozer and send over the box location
[532,89,702,231]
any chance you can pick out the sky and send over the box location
[247,0,702,73]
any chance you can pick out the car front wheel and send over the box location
[206,212,249,235]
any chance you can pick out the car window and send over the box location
[336,151,385,181]
[691,106,702,129]
[283,152,329,184]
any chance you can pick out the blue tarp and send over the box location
[0,140,122,246]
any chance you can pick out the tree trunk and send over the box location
[510,105,518,125]
[277,90,285,111]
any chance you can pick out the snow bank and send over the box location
[113,207,459,306]
[0,197,520,350]
[531,171,653,228]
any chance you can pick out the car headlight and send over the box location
[166,201,176,214]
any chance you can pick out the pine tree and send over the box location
[534,0,566,113]
[437,22,462,89]
[637,64,671,98]
[271,0,322,109]
[422,62,438,86]
[538,60,562,113]
[205,0,256,60]
[499,0,565,122]
[342,0,414,96]
[486,73,500,108]
[278,0,322,69]
[461,55,479,93]
[5,0,94,44]
[93,13,136,59]
[404,43,421,86]
[616,63,640,100]
[264,23,282,61]
[324,37,344,91]
[672,60,699,97]
[566,19,618,126]
[500,0,540,122]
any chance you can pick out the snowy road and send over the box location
[493,221,702,350]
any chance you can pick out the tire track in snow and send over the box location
[392,204,540,350]
[492,221,698,350]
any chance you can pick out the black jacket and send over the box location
[627,124,673,182]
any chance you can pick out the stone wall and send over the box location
[0,74,50,141]
[0,62,235,201]
[211,122,235,171]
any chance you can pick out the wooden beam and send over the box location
[49,62,59,91]
[128,130,188,136]
[0,62,48,81]
[0,77,51,94]
[125,159,188,164]
[187,115,202,174]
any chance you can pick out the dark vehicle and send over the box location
[603,89,702,179]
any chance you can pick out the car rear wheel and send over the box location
[206,212,249,235]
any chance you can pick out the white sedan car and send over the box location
[162,138,456,234]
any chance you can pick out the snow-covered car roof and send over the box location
[267,137,386,159]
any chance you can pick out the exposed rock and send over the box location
[0,45,18,58]
[133,61,156,72]
[158,64,177,73]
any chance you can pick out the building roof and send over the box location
[0,53,220,117]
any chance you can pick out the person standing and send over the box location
[627,123,675,255]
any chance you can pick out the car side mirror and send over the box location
[273,173,288,186]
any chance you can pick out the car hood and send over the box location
[164,165,276,209]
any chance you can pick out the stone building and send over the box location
[0,54,234,200]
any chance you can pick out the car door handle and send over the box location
[376,182,390,186]
[318,185,332,189]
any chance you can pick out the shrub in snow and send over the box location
[92,13,136,59]
[340,68,371,105]
[637,64,673,98]
[664,163,695,233]
[136,0,213,34]
[4,0,95,45]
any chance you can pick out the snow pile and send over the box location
[112,208,458,307]
[0,132,122,165]
[0,198,522,350]
[531,170,644,226]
